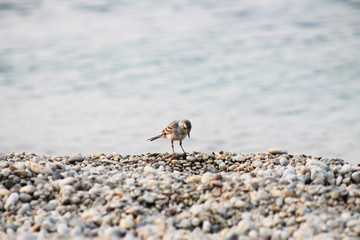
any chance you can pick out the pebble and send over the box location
[186,156,196,162]
[57,223,70,236]
[19,193,32,202]
[119,215,134,229]
[336,175,343,186]
[219,162,227,171]
[52,171,63,180]
[340,164,352,174]
[252,160,263,168]
[101,227,126,240]
[307,160,330,171]
[27,162,52,175]
[5,192,19,210]
[144,165,156,173]
[68,155,84,164]
[202,220,211,233]
[178,218,191,229]
[17,203,30,215]
[248,229,258,239]
[190,204,204,216]
[0,188,10,197]
[125,206,142,216]
[185,175,201,183]
[20,185,36,195]
[250,190,269,203]
[279,157,289,166]
[81,209,101,224]
[330,190,339,199]
[268,149,288,155]
[201,172,215,183]
[0,152,357,239]
[234,155,246,162]
[351,171,360,184]
[310,166,326,184]
[32,156,42,163]
[4,180,16,189]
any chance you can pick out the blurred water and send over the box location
[0,0,360,165]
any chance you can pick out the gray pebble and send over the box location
[52,171,63,180]
[20,193,32,202]
[4,180,16,190]
[68,155,84,164]
[20,185,36,195]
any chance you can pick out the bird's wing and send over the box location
[162,120,178,135]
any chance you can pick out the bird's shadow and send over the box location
[170,153,187,160]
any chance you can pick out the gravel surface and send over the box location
[0,151,359,240]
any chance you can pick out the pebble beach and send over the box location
[0,151,359,240]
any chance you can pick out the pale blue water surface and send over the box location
[1,0,360,165]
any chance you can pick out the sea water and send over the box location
[1,0,360,165]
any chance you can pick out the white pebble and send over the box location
[20,185,36,195]
[32,156,42,163]
[340,164,352,175]
[248,229,258,239]
[81,209,101,224]
[351,171,360,184]
[5,192,19,210]
[238,218,255,232]
[310,166,326,183]
[336,175,343,185]
[279,157,288,166]
[202,220,211,233]
[219,162,227,171]
[27,162,52,175]
[57,223,69,236]
[234,155,246,162]
[0,188,10,197]
[144,165,156,174]
[120,215,134,229]
[252,160,263,168]
[190,204,204,216]
[201,172,215,183]
[14,162,26,171]
[58,177,76,187]
[306,160,330,171]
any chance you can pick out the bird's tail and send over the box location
[147,134,163,141]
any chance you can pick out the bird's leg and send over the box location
[179,140,186,155]
[171,140,175,155]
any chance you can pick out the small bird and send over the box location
[148,119,192,154]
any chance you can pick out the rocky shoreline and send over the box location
[0,151,359,240]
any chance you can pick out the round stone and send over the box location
[120,215,134,229]
[279,157,289,166]
[202,220,211,233]
[252,160,263,168]
[19,193,32,202]
[20,185,36,195]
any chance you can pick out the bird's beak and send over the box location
[188,132,190,138]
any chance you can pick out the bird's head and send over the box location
[180,119,192,138]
